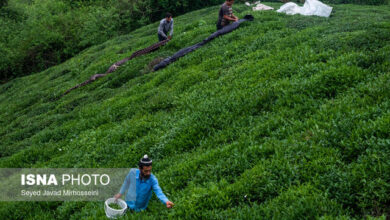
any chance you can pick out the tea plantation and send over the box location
[0,2,390,219]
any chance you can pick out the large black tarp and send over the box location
[153,15,254,71]
[63,39,170,96]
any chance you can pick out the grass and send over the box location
[0,2,390,219]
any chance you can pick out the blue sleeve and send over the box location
[119,171,132,195]
[152,176,169,204]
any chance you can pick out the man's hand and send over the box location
[224,15,236,22]
[166,201,174,208]
[168,36,172,40]
[114,193,122,201]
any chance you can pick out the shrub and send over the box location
[1,3,390,219]
[0,0,7,8]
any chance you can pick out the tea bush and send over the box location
[0,2,390,219]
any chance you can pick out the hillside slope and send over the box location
[1,3,390,219]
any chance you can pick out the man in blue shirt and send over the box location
[114,155,174,212]
[157,13,174,42]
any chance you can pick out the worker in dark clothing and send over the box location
[158,13,174,42]
[217,0,239,30]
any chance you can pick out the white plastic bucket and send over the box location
[104,198,127,219]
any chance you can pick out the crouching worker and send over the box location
[217,0,239,30]
[158,13,174,42]
[114,155,174,212]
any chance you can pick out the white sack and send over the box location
[277,0,332,17]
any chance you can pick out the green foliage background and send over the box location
[0,0,227,81]
[1,1,390,220]
[0,0,6,8]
